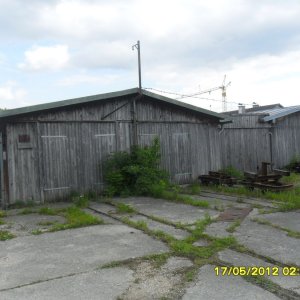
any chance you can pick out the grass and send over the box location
[184,269,198,282]
[121,215,236,260]
[31,229,43,235]
[281,172,300,185]
[38,207,58,215]
[226,220,241,233]
[182,184,201,195]
[116,202,137,214]
[142,253,171,268]
[49,206,103,232]
[203,178,300,211]
[72,195,89,208]
[0,230,15,241]
[19,208,36,215]
[148,215,187,231]
[37,221,57,226]
[0,210,7,218]
[157,190,209,208]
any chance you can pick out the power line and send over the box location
[144,87,253,106]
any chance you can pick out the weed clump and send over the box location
[104,138,169,197]
[50,207,103,231]
[0,230,15,241]
[116,203,136,214]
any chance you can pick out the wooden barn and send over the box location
[0,88,227,206]
[220,104,300,172]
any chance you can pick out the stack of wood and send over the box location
[198,171,237,186]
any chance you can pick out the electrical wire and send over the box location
[144,87,253,107]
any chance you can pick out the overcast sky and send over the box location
[0,0,299,112]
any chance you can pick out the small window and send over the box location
[18,134,32,149]
[18,134,31,143]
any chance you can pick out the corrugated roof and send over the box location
[262,105,300,122]
[0,88,227,121]
[225,103,283,115]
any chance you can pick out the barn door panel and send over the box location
[172,132,192,183]
[41,135,72,199]
[93,133,116,189]
[138,133,158,147]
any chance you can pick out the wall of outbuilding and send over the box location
[220,112,300,172]
[220,114,272,172]
[271,111,300,168]
[3,95,222,204]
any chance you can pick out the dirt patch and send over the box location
[1,214,66,236]
[217,207,252,221]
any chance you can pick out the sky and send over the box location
[0,0,300,112]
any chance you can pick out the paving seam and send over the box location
[89,203,191,233]
[200,190,281,205]
[198,192,277,208]
[0,269,92,292]
[250,218,300,238]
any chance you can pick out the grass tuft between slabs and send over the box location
[116,202,137,214]
[0,230,15,241]
[121,215,237,260]
[49,206,104,232]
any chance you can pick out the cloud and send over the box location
[19,45,70,71]
[59,73,119,86]
[0,81,27,108]
[1,0,300,108]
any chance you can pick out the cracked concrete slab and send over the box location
[128,215,189,240]
[218,249,300,294]
[0,224,168,290]
[1,267,134,300]
[234,211,300,265]
[182,264,280,300]
[255,211,300,232]
[112,197,219,224]
[1,214,66,237]
[162,257,193,272]
[204,221,232,238]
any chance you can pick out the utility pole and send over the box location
[132,40,142,93]
[131,40,142,146]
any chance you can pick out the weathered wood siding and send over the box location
[271,111,300,168]
[220,115,272,172]
[220,112,300,171]
[5,95,222,203]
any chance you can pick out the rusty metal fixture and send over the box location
[241,162,293,192]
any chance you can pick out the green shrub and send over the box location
[104,138,169,196]
[220,165,243,179]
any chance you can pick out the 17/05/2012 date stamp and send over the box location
[214,266,300,276]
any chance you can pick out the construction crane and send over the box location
[176,75,231,112]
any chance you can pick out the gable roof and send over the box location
[0,87,227,121]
